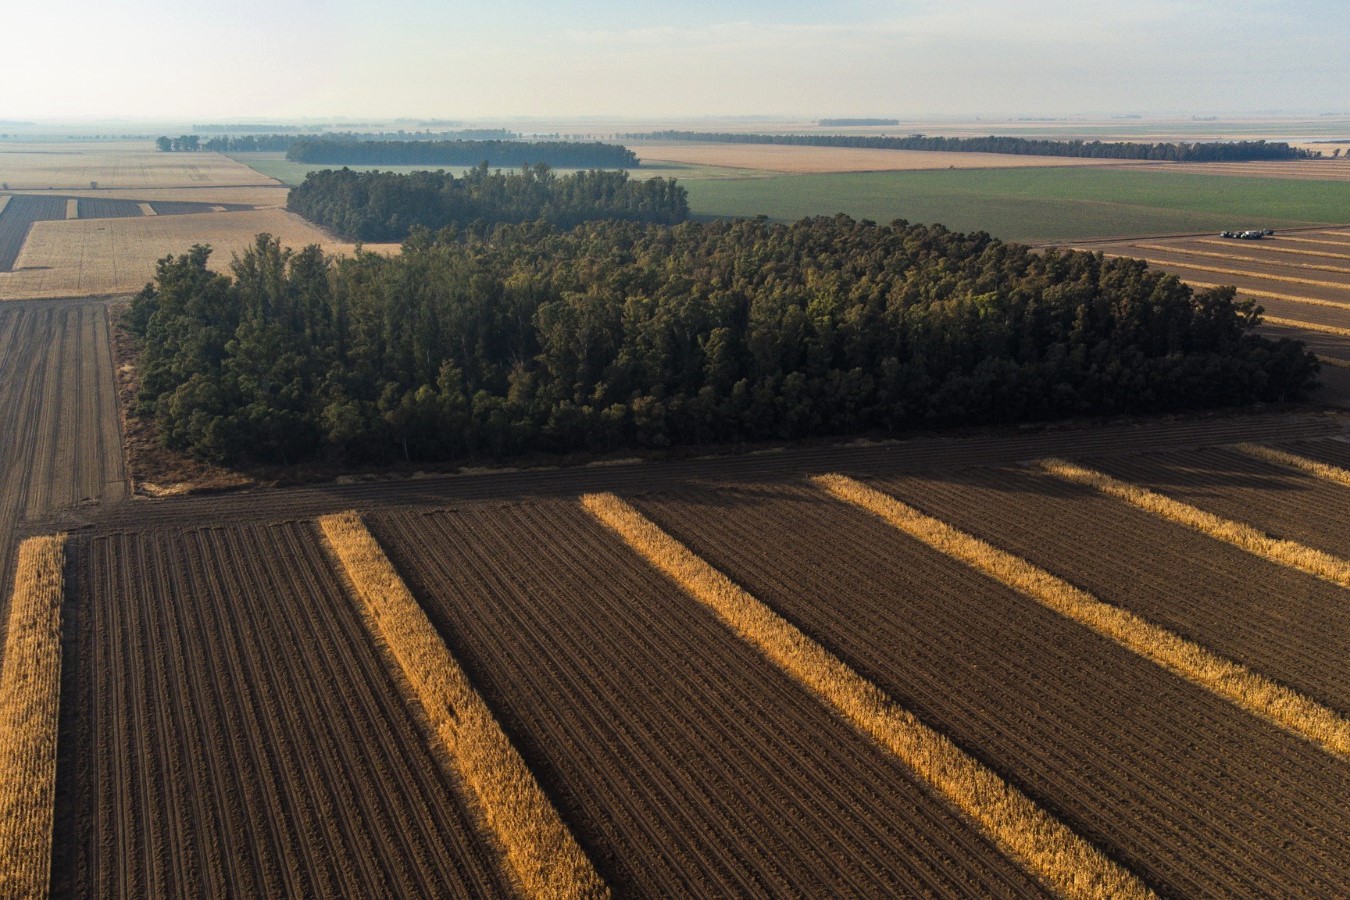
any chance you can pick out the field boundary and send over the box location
[1039,458,1350,591]
[814,475,1350,758]
[581,491,1151,899]
[0,534,66,898]
[318,512,606,899]
[1231,443,1350,487]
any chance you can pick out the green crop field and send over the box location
[233,151,1350,245]
[682,168,1350,243]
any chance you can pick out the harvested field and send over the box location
[0,143,279,190]
[0,209,394,301]
[859,466,1350,714]
[0,300,124,631]
[0,195,68,272]
[318,512,604,897]
[1081,445,1350,563]
[75,198,144,220]
[55,522,513,898]
[370,501,1047,896]
[1069,229,1350,367]
[628,483,1350,896]
[630,141,1127,174]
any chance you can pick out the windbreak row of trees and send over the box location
[286,139,639,168]
[286,165,689,242]
[126,217,1317,466]
[154,130,526,154]
[626,131,1315,161]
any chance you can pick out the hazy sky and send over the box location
[4,0,1347,120]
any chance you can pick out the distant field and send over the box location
[0,143,278,190]
[683,168,1350,242]
[630,140,1129,174]
[0,209,395,300]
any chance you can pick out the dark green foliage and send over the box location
[287,138,638,168]
[286,164,689,241]
[628,131,1315,162]
[126,217,1319,466]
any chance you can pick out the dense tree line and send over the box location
[155,129,524,155]
[125,217,1317,467]
[286,165,688,241]
[627,131,1316,161]
[155,134,295,153]
[286,138,639,168]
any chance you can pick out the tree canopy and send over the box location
[125,217,1317,467]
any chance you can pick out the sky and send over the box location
[3,0,1348,121]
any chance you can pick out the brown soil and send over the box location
[51,521,512,898]
[870,465,1350,712]
[629,483,1350,896]
[370,501,1047,897]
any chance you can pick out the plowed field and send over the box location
[628,483,1350,896]
[369,502,1044,896]
[54,522,512,899]
[0,300,124,628]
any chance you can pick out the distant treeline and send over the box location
[192,124,314,133]
[126,217,1316,466]
[818,118,900,126]
[286,139,639,168]
[155,129,524,155]
[287,165,688,241]
[626,131,1316,161]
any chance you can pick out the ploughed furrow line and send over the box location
[1118,252,1350,291]
[62,524,510,899]
[1080,446,1350,561]
[1042,457,1350,588]
[864,466,1350,714]
[319,511,605,899]
[0,535,66,900]
[816,474,1349,755]
[627,483,1350,897]
[370,502,1048,898]
[1196,238,1350,261]
[1133,243,1350,276]
[584,493,1149,899]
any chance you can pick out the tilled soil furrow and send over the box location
[870,467,1350,713]
[372,503,1051,898]
[60,524,512,898]
[632,484,1350,897]
[1083,446,1350,562]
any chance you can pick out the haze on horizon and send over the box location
[3,0,1347,122]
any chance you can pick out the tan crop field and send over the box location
[631,140,1133,174]
[0,143,279,190]
[0,209,392,300]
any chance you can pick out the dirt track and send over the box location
[629,483,1350,896]
[370,501,1047,896]
[52,522,510,899]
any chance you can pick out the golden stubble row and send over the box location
[1261,315,1350,337]
[581,492,1151,900]
[1038,459,1350,592]
[0,534,67,900]
[1131,243,1350,276]
[1127,256,1350,291]
[815,475,1349,759]
[318,513,606,900]
[1232,443,1350,488]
